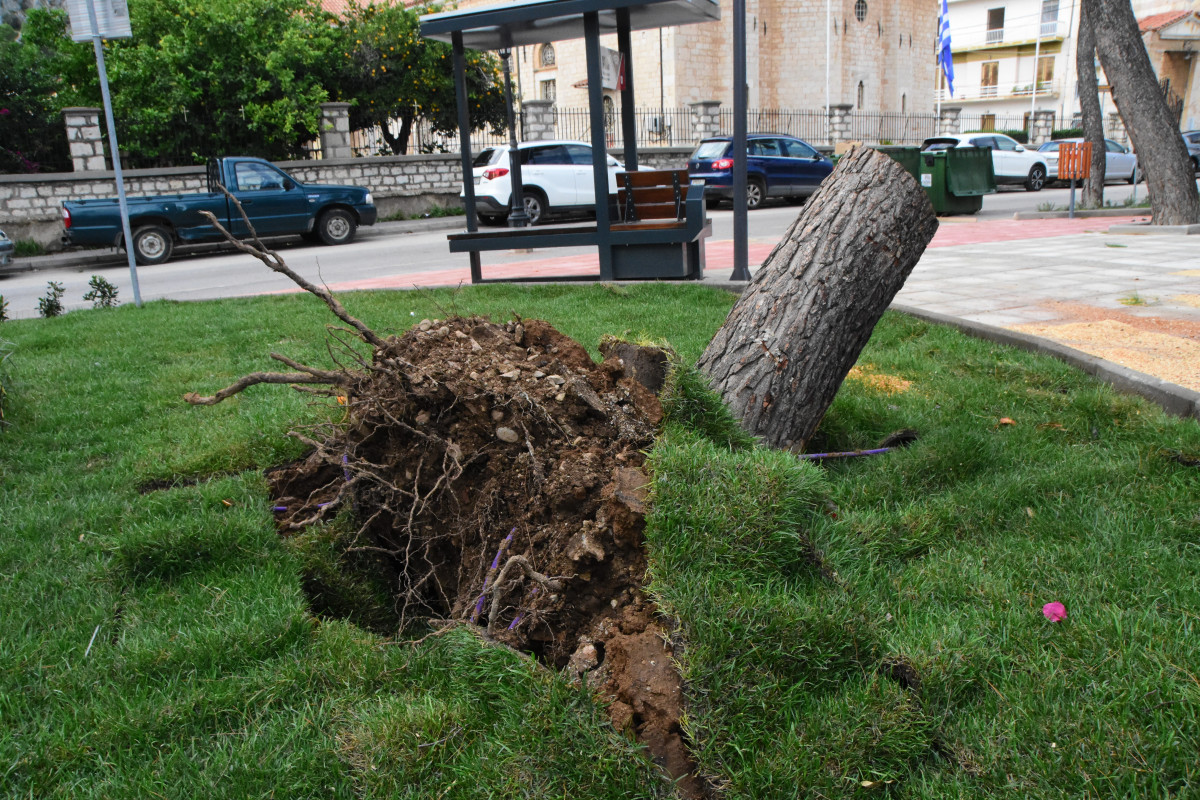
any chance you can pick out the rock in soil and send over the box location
[266,316,708,796]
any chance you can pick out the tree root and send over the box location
[486,555,565,638]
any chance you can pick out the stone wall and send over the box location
[0,147,693,248]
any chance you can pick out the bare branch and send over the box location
[184,371,341,405]
[198,188,387,350]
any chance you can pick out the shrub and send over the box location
[999,128,1029,144]
[36,281,65,318]
[1051,127,1084,140]
[83,275,119,308]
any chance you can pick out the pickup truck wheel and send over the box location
[317,209,357,245]
[131,225,174,266]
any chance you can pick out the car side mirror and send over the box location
[1015,145,1026,152]
[282,178,295,191]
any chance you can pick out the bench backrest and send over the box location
[616,169,687,223]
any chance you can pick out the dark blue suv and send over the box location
[687,134,834,209]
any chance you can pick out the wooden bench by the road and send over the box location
[611,169,710,279]
[446,168,710,282]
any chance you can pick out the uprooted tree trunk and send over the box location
[696,146,938,452]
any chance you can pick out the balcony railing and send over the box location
[985,28,1003,44]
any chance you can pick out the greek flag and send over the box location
[938,0,955,97]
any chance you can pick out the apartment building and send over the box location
[942,0,1199,131]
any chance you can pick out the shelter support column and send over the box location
[451,31,482,282]
[584,11,614,281]
[617,8,637,169]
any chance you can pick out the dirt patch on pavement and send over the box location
[265,316,708,797]
[1011,301,1200,391]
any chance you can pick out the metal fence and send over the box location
[848,112,938,145]
[718,108,829,144]
[552,106,695,148]
[958,113,1031,134]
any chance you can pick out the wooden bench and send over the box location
[610,169,710,279]
[446,168,710,282]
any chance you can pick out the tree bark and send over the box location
[1076,2,1106,208]
[696,147,938,451]
[1087,0,1199,225]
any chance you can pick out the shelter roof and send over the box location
[419,0,719,51]
[1138,10,1189,32]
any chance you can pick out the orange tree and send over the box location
[334,2,506,155]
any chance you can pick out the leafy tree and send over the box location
[0,13,74,173]
[334,2,506,155]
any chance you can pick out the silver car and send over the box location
[0,228,14,268]
[1037,138,1141,184]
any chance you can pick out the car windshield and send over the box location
[692,141,729,159]
[1039,142,1060,152]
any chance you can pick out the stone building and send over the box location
[449,0,939,114]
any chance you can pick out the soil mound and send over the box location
[266,316,704,795]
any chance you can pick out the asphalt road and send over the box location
[0,180,1152,320]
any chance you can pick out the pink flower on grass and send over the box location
[1042,601,1067,622]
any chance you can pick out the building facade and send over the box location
[942,0,1199,133]
[456,0,940,114]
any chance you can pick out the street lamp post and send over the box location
[499,45,531,227]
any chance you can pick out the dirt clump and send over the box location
[263,316,705,795]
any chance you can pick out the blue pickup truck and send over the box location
[61,157,377,265]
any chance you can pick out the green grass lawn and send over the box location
[1,283,1197,798]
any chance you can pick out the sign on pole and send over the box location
[65,0,142,307]
[66,0,132,41]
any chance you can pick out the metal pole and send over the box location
[825,0,830,140]
[731,0,749,282]
[501,39,530,228]
[451,32,481,282]
[617,8,638,169]
[86,0,141,307]
[1030,11,1042,130]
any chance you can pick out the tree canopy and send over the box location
[333,2,506,156]
[1,0,507,171]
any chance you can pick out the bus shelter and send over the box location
[420,0,721,282]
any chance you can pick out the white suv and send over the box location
[921,133,1051,191]
[463,140,627,225]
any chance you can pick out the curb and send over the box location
[0,215,468,275]
[891,303,1200,421]
[1108,221,1200,235]
[1012,209,1152,220]
[636,280,1200,421]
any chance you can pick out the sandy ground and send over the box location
[1011,301,1200,392]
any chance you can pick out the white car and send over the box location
[921,133,1051,191]
[1036,138,1141,184]
[462,140,627,225]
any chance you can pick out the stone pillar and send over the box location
[62,107,107,172]
[689,100,721,142]
[827,104,854,144]
[319,102,353,160]
[1029,109,1056,146]
[1105,112,1127,145]
[521,99,556,142]
[937,106,962,136]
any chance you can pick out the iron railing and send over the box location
[848,112,938,145]
[717,107,829,144]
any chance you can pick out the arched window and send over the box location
[539,44,556,68]
[901,93,907,114]
[857,81,865,109]
[854,0,867,22]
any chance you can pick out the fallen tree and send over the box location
[696,146,939,451]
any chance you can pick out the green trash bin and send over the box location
[919,147,996,215]
[874,146,921,181]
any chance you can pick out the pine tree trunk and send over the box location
[1087,0,1199,225]
[696,147,938,451]
[1076,2,1106,208]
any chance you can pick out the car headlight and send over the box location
[363,192,374,205]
